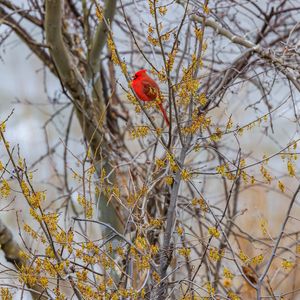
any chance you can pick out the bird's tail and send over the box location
[158,102,170,127]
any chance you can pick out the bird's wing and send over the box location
[142,81,159,99]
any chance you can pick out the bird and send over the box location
[131,69,170,127]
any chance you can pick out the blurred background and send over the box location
[1,0,300,299]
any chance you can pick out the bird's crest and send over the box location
[133,69,147,80]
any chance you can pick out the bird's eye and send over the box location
[133,75,137,80]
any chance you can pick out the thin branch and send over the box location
[0,218,47,300]
[191,13,300,92]
[257,184,300,298]
[88,0,117,78]
[0,0,43,27]
[0,6,55,74]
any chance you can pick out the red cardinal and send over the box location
[131,69,170,127]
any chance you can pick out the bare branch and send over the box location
[45,0,122,235]
[0,218,47,300]
[0,6,55,74]
[0,0,43,27]
[191,13,300,92]
[88,0,117,78]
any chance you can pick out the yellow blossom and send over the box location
[226,116,233,130]
[88,165,95,177]
[203,4,210,14]
[251,254,264,266]
[39,276,48,288]
[127,92,140,112]
[157,69,167,82]
[77,194,93,219]
[42,213,59,232]
[158,6,167,16]
[148,24,154,34]
[135,236,147,251]
[167,49,177,71]
[28,191,45,209]
[239,250,249,263]
[178,247,191,257]
[131,126,150,139]
[205,282,215,296]
[161,31,171,42]
[194,28,203,40]
[45,246,55,258]
[223,267,234,279]
[223,278,232,288]
[19,265,38,286]
[19,250,30,261]
[137,255,150,270]
[216,164,226,176]
[197,93,207,106]
[176,226,184,236]
[241,171,248,183]
[209,247,223,261]
[95,5,103,22]
[237,127,244,136]
[155,158,165,169]
[140,288,146,298]
[23,224,38,239]
[148,0,154,16]
[193,143,201,152]
[210,127,223,142]
[228,291,240,300]
[76,270,88,281]
[177,64,201,105]
[21,180,30,197]
[277,180,285,192]
[199,197,208,212]
[260,165,272,183]
[152,271,160,282]
[191,198,198,206]
[150,244,159,255]
[107,37,118,63]
[259,218,268,236]
[29,208,42,222]
[148,35,159,46]
[208,227,220,238]
[281,259,294,270]
[149,218,163,228]
[100,167,106,184]
[287,160,296,177]
[0,288,12,300]
[0,122,6,133]
[181,169,191,181]
[18,158,24,169]
[0,179,10,198]
[165,176,173,185]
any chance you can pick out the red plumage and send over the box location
[131,69,170,127]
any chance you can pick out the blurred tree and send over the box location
[0,0,300,299]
